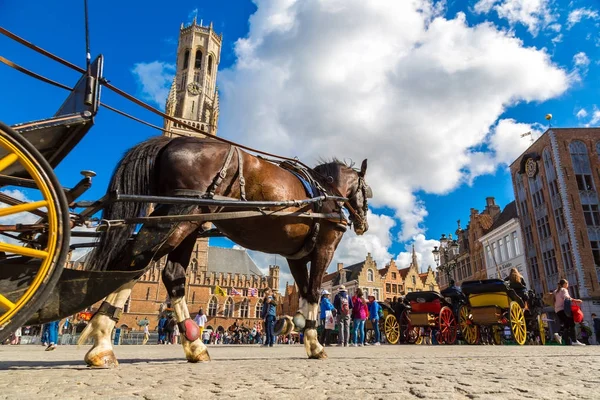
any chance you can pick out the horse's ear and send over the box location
[359,159,368,177]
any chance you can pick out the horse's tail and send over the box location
[86,136,172,271]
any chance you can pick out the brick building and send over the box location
[321,253,384,300]
[510,127,600,320]
[380,246,438,300]
[278,282,300,317]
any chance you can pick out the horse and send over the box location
[77,135,372,367]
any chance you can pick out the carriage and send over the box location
[460,279,528,345]
[0,21,372,363]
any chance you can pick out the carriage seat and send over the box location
[461,279,524,308]
[440,287,464,301]
[405,291,449,313]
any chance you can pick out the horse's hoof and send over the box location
[187,349,211,363]
[85,350,119,368]
[308,350,327,360]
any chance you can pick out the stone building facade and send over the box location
[380,246,438,301]
[509,128,600,321]
[321,253,384,300]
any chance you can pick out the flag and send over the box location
[249,288,258,297]
[214,285,226,296]
[231,288,241,296]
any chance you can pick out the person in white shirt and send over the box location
[194,308,208,342]
[142,324,149,345]
[553,279,584,346]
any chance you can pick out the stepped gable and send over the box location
[207,247,263,277]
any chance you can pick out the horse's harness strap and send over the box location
[236,147,247,201]
[286,221,320,260]
[96,301,123,322]
[204,145,236,199]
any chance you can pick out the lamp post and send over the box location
[432,234,459,288]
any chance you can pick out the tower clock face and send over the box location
[187,82,201,96]
[525,158,538,178]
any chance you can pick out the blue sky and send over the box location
[1,0,599,279]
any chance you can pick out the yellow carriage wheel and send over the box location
[509,301,527,345]
[0,122,70,342]
[384,313,400,344]
[459,305,478,345]
[492,325,503,345]
[538,314,546,345]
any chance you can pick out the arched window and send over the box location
[543,148,556,180]
[194,49,202,69]
[208,296,218,316]
[255,299,263,318]
[224,297,234,317]
[367,269,374,282]
[570,141,594,190]
[596,141,600,159]
[240,299,249,318]
[183,49,190,69]
[207,54,214,75]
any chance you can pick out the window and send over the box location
[208,296,218,316]
[194,49,202,69]
[223,298,233,317]
[583,204,600,226]
[367,269,374,282]
[504,235,513,259]
[576,174,595,191]
[554,207,566,232]
[596,141,600,159]
[207,55,214,75]
[386,283,391,292]
[485,245,492,266]
[532,190,545,208]
[392,284,397,293]
[412,276,416,285]
[591,241,600,267]
[548,180,560,198]
[536,215,551,239]
[429,284,435,291]
[499,239,506,262]
[193,71,201,83]
[512,232,520,256]
[570,141,592,173]
[542,249,558,276]
[255,299,263,318]
[372,289,379,300]
[191,291,195,304]
[529,256,540,280]
[391,272,397,280]
[364,288,369,295]
[146,288,151,300]
[561,242,574,271]
[520,201,528,218]
[180,74,187,91]
[399,284,404,293]
[240,299,249,318]
[183,49,190,69]
[492,242,500,263]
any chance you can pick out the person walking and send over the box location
[142,324,150,345]
[333,285,353,347]
[319,290,335,346]
[592,313,600,345]
[262,288,277,347]
[368,295,381,345]
[194,308,207,342]
[351,288,368,346]
[553,279,585,346]
[44,320,59,351]
[157,314,167,344]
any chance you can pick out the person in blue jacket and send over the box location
[368,295,382,345]
[319,290,335,346]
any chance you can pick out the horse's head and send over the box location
[315,159,373,235]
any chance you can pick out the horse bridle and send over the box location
[345,176,372,227]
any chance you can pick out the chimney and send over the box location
[337,262,344,271]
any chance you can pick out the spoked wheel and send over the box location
[509,301,527,345]
[439,306,458,344]
[492,325,503,345]
[459,304,478,345]
[537,314,546,345]
[0,122,70,343]
[384,313,400,344]
[399,310,419,344]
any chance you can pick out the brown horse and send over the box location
[78,135,371,366]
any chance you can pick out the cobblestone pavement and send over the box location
[0,344,599,399]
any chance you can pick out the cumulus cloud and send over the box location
[474,0,557,36]
[395,233,440,272]
[132,61,176,107]
[591,108,600,125]
[567,8,599,29]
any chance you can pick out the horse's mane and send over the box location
[313,158,355,181]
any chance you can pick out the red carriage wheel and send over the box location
[439,306,458,345]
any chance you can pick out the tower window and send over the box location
[194,49,202,69]
[208,55,214,75]
[194,71,201,83]
[183,50,190,69]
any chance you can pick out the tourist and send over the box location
[202,328,211,344]
[333,285,353,347]
[194,308,207,341]
[44,320,59,351]
[157,314,167,344]
[173,322,179,344]
[261,288,277,347]
[142,323,150,345]
[592,313,600,345]
[351,288,368,346]
[505,268,528,303]
[368,295,381,345]
[319,289,335,346]
[553,279,585,346]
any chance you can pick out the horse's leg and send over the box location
[79,205,201,367]
[286,258,310,328]
[162,230,210,362]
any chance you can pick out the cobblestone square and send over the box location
[1,344,599,399]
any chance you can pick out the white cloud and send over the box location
[551,33,563,44]
[218,0,569,239]
[573,52,590,67]
[395,233,440,272]
[131,61,175,107]
[591,108,600,125]
[473,0,558,36]
[567,8,599,29]
[576,108,588,119]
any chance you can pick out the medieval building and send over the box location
[379,246,438,301]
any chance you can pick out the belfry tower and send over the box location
[164,17,221,137]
